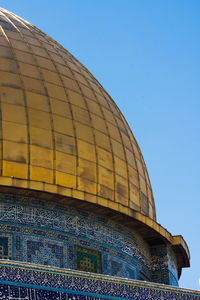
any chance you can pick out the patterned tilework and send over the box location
[102,254,137,279]
[24,235,67,268]
[0,285,107,300]
[0,194,150,267]
[0,262,199,300]
[150,245,178,286]
[168,246,178,282]
[0,193,178,285]
[0,233,12,260]
[75,246,101,273]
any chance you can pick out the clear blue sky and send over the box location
[1,0,200,291]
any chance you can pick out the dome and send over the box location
[0,8,155,220]
[0,8,190,274]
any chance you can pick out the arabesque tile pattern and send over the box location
[0,261,199,300]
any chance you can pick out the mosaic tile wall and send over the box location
[0,261,199,300]
[150,245,178,286]
[0,193,178,285]
[75,246,101,274]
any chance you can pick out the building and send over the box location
[0,7,199,299]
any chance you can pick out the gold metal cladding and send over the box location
[0,7,156,221]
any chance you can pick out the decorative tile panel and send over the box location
[23,235,67,268]
[75,246,101,273]
[151,245,178,286]
[0,261,199,300]
[0,193,179,285]
[0,233,12,260]
[0,194,150,267]
[103,254,137,279]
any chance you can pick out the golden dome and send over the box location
[0,8,190,271]
[0,7,155,220]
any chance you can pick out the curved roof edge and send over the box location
[0,175,190,277]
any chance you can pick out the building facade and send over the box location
[0,7,199,299]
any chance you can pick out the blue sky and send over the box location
[1,0,200,290]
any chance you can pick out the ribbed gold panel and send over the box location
[0,8,155,220]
